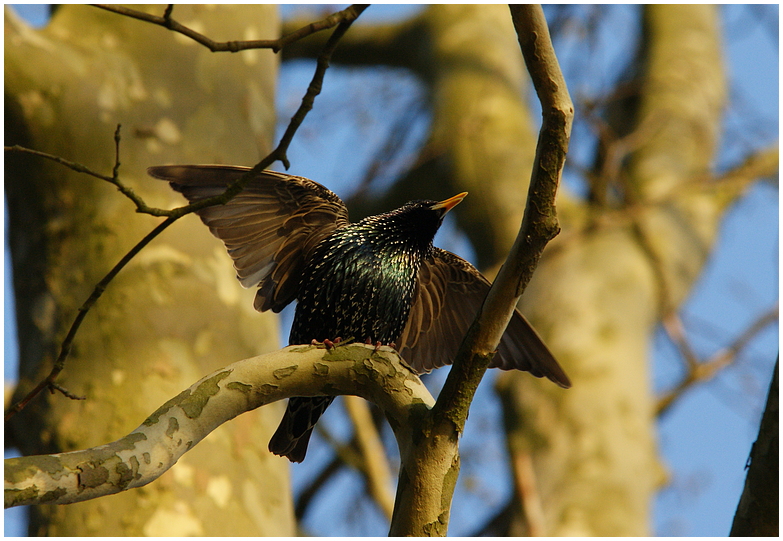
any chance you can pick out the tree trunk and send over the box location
[730,359,779,536]
[498,5,727,535]
[5,5,294,536]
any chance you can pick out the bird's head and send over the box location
[375,192,468,251]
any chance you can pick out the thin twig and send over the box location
[662,312,700,370]
[5,6,368,421]
[4,145,114,182]
[92,4,368,53]
[657,303,779,416]
[272,5,369,169]
[5,141,178,217]
[48,382,85,401]
[5,217,177,421]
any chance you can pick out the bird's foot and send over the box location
[323,337,342,350]
[364,338,396,352]
[311,337,343,350]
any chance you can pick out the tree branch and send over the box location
[92,4,368,53]
[431,4,573,429]
[4,343,433,509]
[387,6,573,536]
[510,450,546,536]
[657,304,779,416]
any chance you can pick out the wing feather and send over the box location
[148,165,349,313]
[399,248,571,388]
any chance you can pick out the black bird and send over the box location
[149,165,571,462]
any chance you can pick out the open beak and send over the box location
[432,192,468,214]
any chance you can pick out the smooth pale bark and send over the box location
[499,5,729,536]
[5,345,434,509]
[5,5,294,536]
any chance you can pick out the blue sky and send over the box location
[5,4,778,536]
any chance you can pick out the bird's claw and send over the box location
[317,337,342,350]
[363,338,396,352]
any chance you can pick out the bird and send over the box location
[148,165,571,463]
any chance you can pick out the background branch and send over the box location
[657,304,779,416]
[729,358,778,536]
[344,395,396,520]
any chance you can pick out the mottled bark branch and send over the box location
[5,344,433,509]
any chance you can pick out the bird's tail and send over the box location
[268,396,335,463]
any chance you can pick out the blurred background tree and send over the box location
[5,4,778,536]
[5,5,293,536]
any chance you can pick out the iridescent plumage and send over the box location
[149,165,571,462]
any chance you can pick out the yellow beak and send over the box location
[432,192,468,213]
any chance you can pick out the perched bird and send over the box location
[149,165,571,463]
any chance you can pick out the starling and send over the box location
[149,165,571,463]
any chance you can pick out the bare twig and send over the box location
[92,4,368,53]
[6,127,172,217]
[5,216,177,421]
[5,6,368,421]
[4,145,115,183]
[271,5,369,169]
[662,312,700,370]
[657,304,779,416]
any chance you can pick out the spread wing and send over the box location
[148,165,349,313]
[397,248,571,388]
